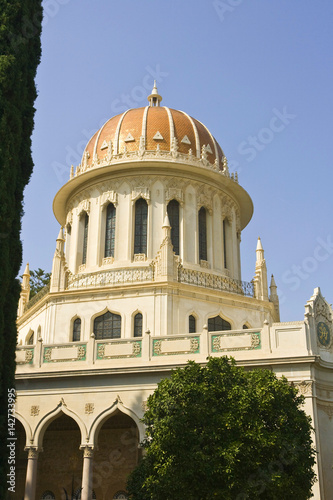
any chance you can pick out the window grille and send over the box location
[134,198,148,255]
[73,318,81,341]
[208,315,231,331]
[167,199,180,255]
[134,312,143,337]
[82,213,89,265]
[105,203,116,258]
[189,315,196,333]
[94,311,121,339]
[198,207,207,261]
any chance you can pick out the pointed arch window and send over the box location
[105,203,116,258]
[134,312,143,337]
[198,207,207,261]
[73,318,81,341]
[134,198,148,255]
[189,315,196,333]
[208,315,231,332]
[27,331,34,345]
[167,199,180,255]
[82,213,89,265]
[94,311,121,339]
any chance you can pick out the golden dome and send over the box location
[82,100,225,170]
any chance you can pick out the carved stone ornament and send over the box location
[132,187,150,203]
[114,394,123,405]
[165,187,184,205]
[313,290,333,349]
[250,333,261,348]
[25,349,34,363]
[82,446,94,458]
[134,253,147,262]
[66,210,73,227]
[85,403,94,414]
[103,256,114,265]
[200,259,210,269]
[30,405,40,416]
[27,448,39,459]
[294,381,313,396]
[197,189,213,214]
[77,199,90,216]
[101,190,117,207]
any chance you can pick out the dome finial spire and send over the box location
[148,81,162,107]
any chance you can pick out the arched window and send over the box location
[82,213,89,265]
[189,315,196,333]
[208,315,231,332]
[134,198,148,255]
[198,207,207,261]
[27,331,34,345]
[243,324,249,330]
[94,311,121,339]
[134,312,143,337]
[167,199,180,255]
[223,219,227,268]
[105,203,116,258]
[73,318,81,341]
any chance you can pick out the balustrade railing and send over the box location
[178,267,254,297]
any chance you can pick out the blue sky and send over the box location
[21,0,333,321]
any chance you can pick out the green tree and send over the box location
[29,268,51,298]
[127,357,316,500]
[0,1,42,496]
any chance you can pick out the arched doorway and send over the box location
[93,410,139,499]
[36,413,83,499]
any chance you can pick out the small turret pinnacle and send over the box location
[270,274,277,289]
[23,262,30,277]
[256,237,263,251]
[148,81,162,107]
[57,226,65,241]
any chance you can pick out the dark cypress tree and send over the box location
[0,1,42,495]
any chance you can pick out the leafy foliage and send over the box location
[29,268,51,298]
[127,357,316,500]
[0,0,42,495]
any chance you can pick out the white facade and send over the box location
[15,87,333,499]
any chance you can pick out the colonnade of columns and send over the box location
[24,445,94,500]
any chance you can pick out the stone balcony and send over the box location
[15,321,315,377]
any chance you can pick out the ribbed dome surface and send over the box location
[83,105,225,169]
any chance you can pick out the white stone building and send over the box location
[15,84,333,499]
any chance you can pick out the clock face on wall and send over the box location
[317,322,331,347]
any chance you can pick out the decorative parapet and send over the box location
[43,344,86,363]
[71,148,232,181]
[178,266,254,297]
[211,331,261,352]
[16,347,34,365]
[152,335,200,356]
[24,284,50,312]
[67,266,153,289]
[96,339,142,360]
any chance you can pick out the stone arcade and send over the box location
[15,84,333,499]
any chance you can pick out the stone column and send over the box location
[24,447,40,500]
[80,445,94,500]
